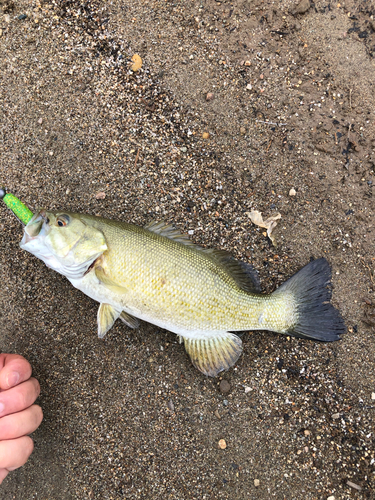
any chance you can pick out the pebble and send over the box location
[291,0,311,15]
[202,132,210,139]
[219,380,231,393]
[254,479,260,487]
[327,496,335,500]
[289,188,296,196]
[346,480,362,491]
[206,92,214,101]
[244,386,252,393]
[218,439,227,449]
[304,429,310,436]
[240,127,246,135]
[331,413,340,420]
[223,399,229,406]
[95,191,106,200]
[371,392,375,400]
[167,400,175,412]
[38,117,43,124]
[18,14,27,20]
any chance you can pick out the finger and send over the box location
[0,405,43,440]
[0,436,34,470]
[0,378,41,417]
[0,468,9,485]
[0,354,32,390]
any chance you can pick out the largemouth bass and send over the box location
[20,210,345,376]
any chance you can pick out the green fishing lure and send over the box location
[0,188,34,225]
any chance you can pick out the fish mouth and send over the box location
[21,210,49,245]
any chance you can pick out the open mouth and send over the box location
[21,211,48,245]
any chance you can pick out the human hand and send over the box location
[0,353,43,484]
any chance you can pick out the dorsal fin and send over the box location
[203,250,262,293]
[144,220,202,250]
[144,221,261,293]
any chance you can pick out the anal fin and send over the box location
[97,303,121,339]
[183,333,242,377]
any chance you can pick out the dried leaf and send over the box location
[246,209,281,246]
[131,54,142,72]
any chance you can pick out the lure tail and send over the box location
[0,188,34,225]
[273,258,346,341]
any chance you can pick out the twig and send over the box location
[349,88,352,110]
[134,147,140,168]
[256,120,287,127]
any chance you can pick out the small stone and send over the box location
[131,54,142,72]
[66,188,70,195]
[167,400,175,412]
[244,386,252,393]
[254,479,260,487]
[327,496,335,500]
[289,188,296,196]
[291,0,310,15]
[0,29,2,37]
[202,132,210,139]
[371,392,375,400]
[95,191,106,200]
[218,439,227,449]
[346,480,362,491]
[223,399,229,406]
[38,117,43,124]
[244,61,251,66]
[4,14,11,23]
[246,83,252,90]
[219,380,231,393]
[18,14,27,20]
[206,92,214,101]
[304,429,310,436]
[331,413,340,420]
[240,127,246,135]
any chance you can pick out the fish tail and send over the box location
[273,258,346,341]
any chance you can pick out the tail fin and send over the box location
[273,258,346,341]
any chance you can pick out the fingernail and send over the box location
[6,371,20,388]
[0,402,4,414]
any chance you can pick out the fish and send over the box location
[20,210,346,377]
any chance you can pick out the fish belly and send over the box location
[68,270,291,339]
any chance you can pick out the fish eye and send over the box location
[57,215,70,227]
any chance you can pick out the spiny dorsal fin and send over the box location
[183,333,243,377]
[97,303,121,339]
[144,221,201,250]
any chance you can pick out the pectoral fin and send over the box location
[183,333,242,377]
[95,266,128,294]
[119,311,140,329]
[97,303,122,339]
